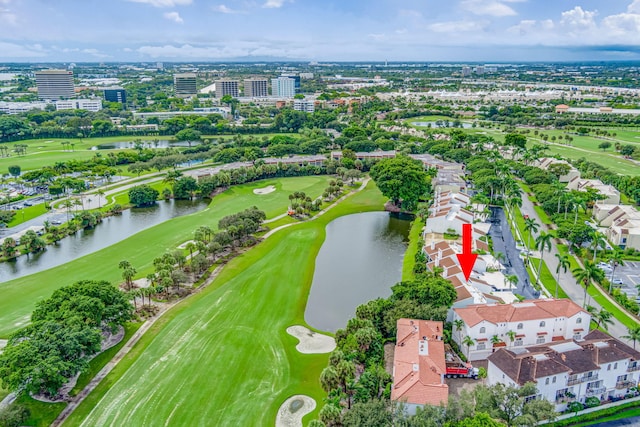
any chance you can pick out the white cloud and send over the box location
[0,41,47,58]
[461,0,517,17]
[263,0,291,9]
[629,0,640,13]
[212,4,245,14]
[137,42,308,59]
[82,48,110,58]
[0,7,16,24]
[428,20,487,33]
[560,6,597,29]
[127,0,191,8]
[164,11,184,23]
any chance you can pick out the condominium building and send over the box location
[488,330,640,411]
[293,99,315,113]
[55,99,103,112]
[35,70,75,100]
[215,79,239,98]
[243,78,268,97]
[174,73,197,97]
[271,76,296,98]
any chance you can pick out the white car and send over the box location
[611,278,625,286]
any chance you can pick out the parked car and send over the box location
[611,278,625,286]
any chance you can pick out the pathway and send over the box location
[50,178,369,427]
[518,191,630,341]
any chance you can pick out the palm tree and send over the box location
[590,231,607,261]
[524,218,540,255]
[572,260,605,308]
[491,335,501,350]
[623,326,640,350]
[96,189,106,208]
[505,274,519,290]
[595,309,614,331]
[555,254,571,298]
[62,199,74,222]
[609,250,625,291]
[535,232,553,286]
[454,319,464,345]
[506,330,516,349]
[462,336,475,360]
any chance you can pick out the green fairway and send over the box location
[64,182,387,427]
[0,176,331,338]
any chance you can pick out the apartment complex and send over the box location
[174,73,197,97]
[567,177,620,205]
[272,76,296,98]
[391,319,448,413]
[35,70,75,100]
[593,203,640,250]
[243,78,268,97]
[293,99,315,113]
[488,330,640,411]
[215,79,239,98]
[452,299,589,361]
[55,99,103,112]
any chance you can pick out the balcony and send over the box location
[586,387,606,396]
[567,374,599,386]
[555,395,576,403]
[628,364,640,372]
[616,380,636,389]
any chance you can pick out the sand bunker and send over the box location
[275,395,316,427]
[286,325,336,354]
[253,185,276,195]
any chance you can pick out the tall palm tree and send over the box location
[535,232,553,286]
[524,218,540,263]
[609,250,625,291]
[555,253,571,298]
[622,326,640,350]
[572,260,605,308]
[96,189,106,208]
[462,336,475,360]
[590,231,607,261]
[596,309,614,331]
[454,319,464,345]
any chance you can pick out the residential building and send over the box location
[391,319,448,413]
[593,203,640,250]
[243,78,268,97]
[215,79,239,98]
[452,299,589,361]
[293,99,315,113]
[488,330,640,411]
[536,158,580,183]
[133,107,230,121]
[35,70,75,100]
[103,88,126,105]
[55,99,102,112]
[272,76,296,98]
[174,73,197,97]
[567,177,620,205]
[281,74,301,93]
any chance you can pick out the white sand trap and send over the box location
[132,278,151,288]
[253,185,276,195]
[286,325,336,354]
[177,239,196,249]
[0,340,6,349]
[275,395,316,427]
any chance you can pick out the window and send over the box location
[477,342,486,350]
[517,323,523,330]
[553,376,556,384]
[515,338,523,346]
[545,378,550,385]
[540,321,546,327]
[577,318,582,324]
[573,333,582,341]
[608,364,611,371]
[536,336,545,344]
[480,327,486,334]
[614,362,618,369]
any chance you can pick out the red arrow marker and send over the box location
[456,223,478,281]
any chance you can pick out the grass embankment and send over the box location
[0,176,332,338]
[5,203,49,227]
[64,181,387,427]
[402,217,424,281]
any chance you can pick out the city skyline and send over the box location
[1,0,640,62]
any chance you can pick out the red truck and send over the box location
[445,362,479,379]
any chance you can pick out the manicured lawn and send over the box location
[534,206,553,225]
[6,203,49,227]
[531,142,640,176]
[15,395,66,427]
[63,182,387,427]
[402,217,424,281]
[0,176,332,338]
[530,257,569,299]
[571,406,640,426]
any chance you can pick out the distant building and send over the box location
[133,107,230,121]
[555,104,570,113]
[55,99,102,112]
[157,62,164,70]
[281,74,301,93]
[35,70,75,100]
[174,73,197,97]
[272,76,296,98]
[103,88,126,105]
[215,79,239,98]
[462,66,471,77]
[293,99,315,113]
[0,101,49,114]
[243,78,268,97]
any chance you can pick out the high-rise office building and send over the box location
[243,78,268,97]
[174,73,197,97]
[215,79,239,98]
[35,70,75,100]
[271,77,296,98]
[281,74,301,93]
[103,88,127,105]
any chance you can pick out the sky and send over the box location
[2,0,640,62]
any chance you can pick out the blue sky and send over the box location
[1,0,640,62]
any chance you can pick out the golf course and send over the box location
[0,176,333,338]
[59,180,387,426]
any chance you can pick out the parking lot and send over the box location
[610,261,640,300]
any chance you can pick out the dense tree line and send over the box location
[0,280,132,397]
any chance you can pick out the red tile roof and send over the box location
[391,319,449,407]
[454,299,585,327]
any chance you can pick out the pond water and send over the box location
[91,140,202,150]
[412,121,473,129]
[305,211,411,332]
[0,199,208,283]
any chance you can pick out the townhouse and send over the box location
[593,203,640,250]
[567,177,620,205]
